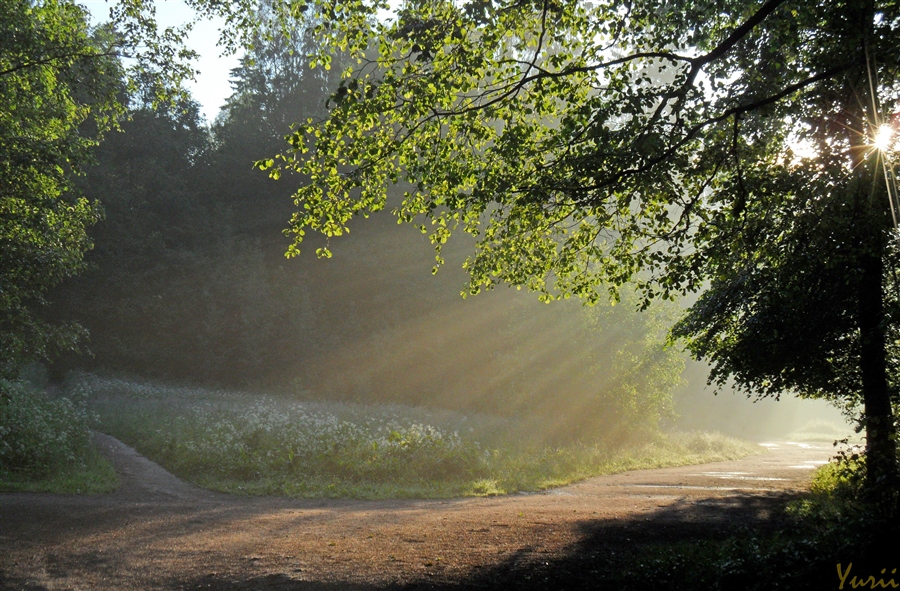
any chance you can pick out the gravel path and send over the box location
[0,435,835,590]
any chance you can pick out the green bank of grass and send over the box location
[74,373,758,499]
[462,431,760,496]
[782,418,861,445]
[0,378,118,494]
[0,446,118,493]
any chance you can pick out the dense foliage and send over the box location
[0,0,122,377]
[0,378,93,477]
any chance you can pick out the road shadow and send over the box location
[175,490,854,591]
[0,572,50,591]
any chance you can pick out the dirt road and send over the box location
[0,435,835,590]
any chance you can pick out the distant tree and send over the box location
[47,13,339,385]
[47,95,282,385]
[494,289,686,443]
[221,2,337,140]
[211,2,344,233]
[261,0,900,493]
[0,0,265,379]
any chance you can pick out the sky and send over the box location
[82,0,241,122]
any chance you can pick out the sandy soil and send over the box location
[0,434,836,590]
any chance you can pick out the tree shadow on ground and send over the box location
[177,490,860,591]
[0,572,50,591]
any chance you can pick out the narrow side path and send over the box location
[92,432,223,502]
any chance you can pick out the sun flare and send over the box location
[873,124,895,152]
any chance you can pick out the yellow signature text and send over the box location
[838,564,899,589]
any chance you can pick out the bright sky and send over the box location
[82,0,241,122]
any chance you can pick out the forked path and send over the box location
[0,435,836,591]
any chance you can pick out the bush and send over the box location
[0,379,94,476]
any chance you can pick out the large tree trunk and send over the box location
[844,0,899,498]
[857,249,898,495]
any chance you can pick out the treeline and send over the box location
[47,17,332,386]
[44,15,684,443]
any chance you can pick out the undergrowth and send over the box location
[0,378,118,493]
[72,372,759,499]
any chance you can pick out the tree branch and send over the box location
[577,62,856,198]
[692,0,791,70]
[0,50,120,78]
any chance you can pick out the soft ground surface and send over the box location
[0,434,835,590]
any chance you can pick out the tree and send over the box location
[221,1,339,142]
[0,0,123,378]
[260,0,900,492]
[44,8,345,388]
[211,1,343,233]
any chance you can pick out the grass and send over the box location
[782,418,860,443]
[0,445,119,493]
[72,372,759,499]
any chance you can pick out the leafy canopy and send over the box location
[263,0,885,294]
[261,0,900,404]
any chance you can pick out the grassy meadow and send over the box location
[68,373,760,499]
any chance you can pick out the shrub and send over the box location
[0,379,94,476]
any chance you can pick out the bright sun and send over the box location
[873,124,895,152]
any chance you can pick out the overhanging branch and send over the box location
[0,50,120,77]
